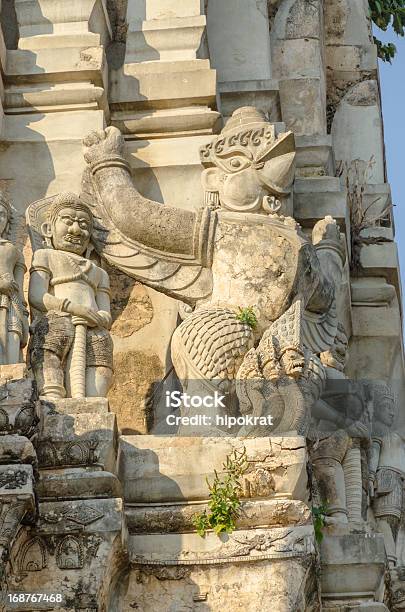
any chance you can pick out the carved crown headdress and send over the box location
[26,192,93,252]
[199,106,296,197]
[0,190,26,247]
[370,381,395,404]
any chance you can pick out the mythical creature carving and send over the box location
[0,192,28,365]
[77,106,345,432]
[26,193,113,399]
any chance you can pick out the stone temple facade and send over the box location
[0,0,404,610]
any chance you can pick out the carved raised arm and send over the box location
[83,127,200,256]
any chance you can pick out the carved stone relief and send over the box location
[369,382,404,567]
[309,327,371,525]
[36,437,99,469]
[56,535,84,570]
[0,192,28,366]
[18,536,47,573]
[79,107,345,435]
[26,193,113,400]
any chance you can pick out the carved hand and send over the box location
[346,419,369,438]
[83,126,126,168]
[0,273,18,296]
[368,476,376,499]
[96,310,112,330]
[66,303,105,328]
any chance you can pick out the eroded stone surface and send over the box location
[118,436,308,503]
[0,0,403,608]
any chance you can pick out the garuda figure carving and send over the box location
[80,106,345,433]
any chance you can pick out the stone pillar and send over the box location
[125,0,206,63]
[0,368,38,610]
[1,0,111,217]
[206,0,280,121]
[111,0,218,137]
[271,0,326,137]
[324,0,405,409]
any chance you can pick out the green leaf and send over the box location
[195,447,249,538]
[370,0,404,60]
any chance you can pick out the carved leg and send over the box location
[6,331,20,365]
[376,517,400,567]
[312,457,348,523]
[33,350,66,399]
[343,443,363,523]
[0,309,7,365]
[86,366,113,397]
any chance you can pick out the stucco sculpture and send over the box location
[26,193,113,399]
[81,107,345,433]
[310,326,371,525]
[369,382,404,567]
[0,193,28,365]
[0,0,402,608]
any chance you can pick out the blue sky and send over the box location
[377,29,405,287]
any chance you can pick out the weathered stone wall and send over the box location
[0,0,404,610]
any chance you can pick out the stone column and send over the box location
[0,369,38,609]
[271,0,326,137]
[111,0,218,137]
[325,0,405,411]
[1,0,111,216]
[206,0,280,122]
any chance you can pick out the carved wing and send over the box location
[80,168,213,305]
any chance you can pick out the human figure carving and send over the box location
[79,107,345,431]
[26,193,113,399]
[369,382,404,567]
[0,193,28,365]
[309,326,371,524]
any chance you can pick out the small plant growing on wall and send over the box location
[369,0,405,62]
[236,307,258,329]
[312,504,329,544]
[193,447,249,537]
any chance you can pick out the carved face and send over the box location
[205,162,272,213]
[378,397,395,427]
[0,203,9,237]
[50,207,92,255]
[200,115,295,214]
